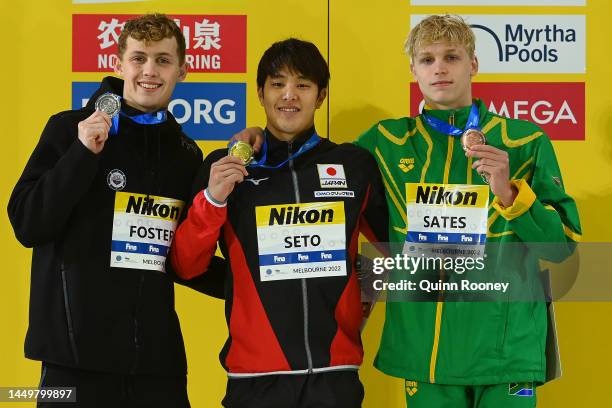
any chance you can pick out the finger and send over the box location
[214,155,247,166]
[472,159,496,169]
[250,127,265,153]
[98,111,112,127]
[83,125,107,139]
[229,128,252,144]
[218,167,248,180]
[467,150,507,162]
[89,110,112,127]
[472,159,505,169]
[467,145,506,157]
[471,155,509,171]
[96,129,109,142]
[225,173,245,185]
[474,164,500,179]
[85,115,112,131]
[213,162,249,175]
[467,144,502,153]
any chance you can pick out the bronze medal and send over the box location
[228,141,254,165]
[461,129,489,183]
[461,128,487,152]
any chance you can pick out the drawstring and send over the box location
[156,128,161,195]
[144,126,151,200]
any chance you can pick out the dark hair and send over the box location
[118,13,186,65]
[257,38,330,91]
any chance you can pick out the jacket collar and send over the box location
[421,99,487,130]
[261,126,317,166]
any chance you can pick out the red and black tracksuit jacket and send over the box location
[171,129,388,377]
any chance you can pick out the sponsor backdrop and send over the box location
[1,0,610,406]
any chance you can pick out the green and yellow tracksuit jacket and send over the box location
[355,99,581,386]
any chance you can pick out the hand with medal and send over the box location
[77,110,112,154]
[466,144,518,207]
[229,127,265,154]
[207,156,249,203]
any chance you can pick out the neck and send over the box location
[424,95,473,111]
[266,125,315,143]
[122,98,166,114]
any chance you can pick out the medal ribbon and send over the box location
[248,130,322,169]
[109,98,168,135]
[421,103,480,136]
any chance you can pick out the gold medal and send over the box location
[228,141,254,165]
[461,128,487,152]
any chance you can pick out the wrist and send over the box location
[498,184,518,208]
[204,188,227,207]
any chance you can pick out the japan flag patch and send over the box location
[317,164,347,189]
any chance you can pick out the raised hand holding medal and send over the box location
[422,103,491,183]
[466,144,517,207]
[77,93,119,154]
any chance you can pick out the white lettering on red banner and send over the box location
[410,82,585,141]
[72,14,246,73]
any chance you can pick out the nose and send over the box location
[282,84,297,100]
[433,59,448,75]
[142,60,158,77]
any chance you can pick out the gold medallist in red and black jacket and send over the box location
[171,128,388,377]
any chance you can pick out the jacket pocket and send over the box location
[496,300,510,353]
[60,262,79,365]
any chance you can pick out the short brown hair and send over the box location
[117,13,186,64]
[405,15,476,60]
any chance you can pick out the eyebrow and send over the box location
[270,73,310,80]
[129,50,175,58]
[416,49,460,57]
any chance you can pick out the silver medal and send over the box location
[95,93,121,117]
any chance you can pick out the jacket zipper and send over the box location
[288,141,314,373]
[131,272,145,373]
[429,112,456,383]
[60,262,79,364]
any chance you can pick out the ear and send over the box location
[257,87,264,106]
[315,87,328,109]
[470,55,479,77]
[410,61,416,77]
[178,63,187,82]
[114,56,123,76]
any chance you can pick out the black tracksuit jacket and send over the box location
[8,76,222,376]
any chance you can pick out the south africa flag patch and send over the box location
[509,382,534,396]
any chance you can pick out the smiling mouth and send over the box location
[138,82,162,90]
[278,107,300,112]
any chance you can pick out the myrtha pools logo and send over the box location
[411,15,585,73]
